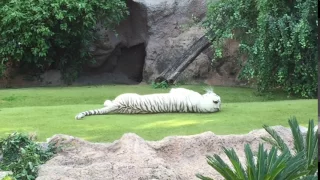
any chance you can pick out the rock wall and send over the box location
[0,0,243,88]
[89,0,243,85]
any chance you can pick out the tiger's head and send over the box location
[200,88,221,112]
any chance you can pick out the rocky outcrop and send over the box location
[140,0,208,82]
[82,0,149,84]
[37,126,295,180]
[0,0,243,88]
[86,0,243,85]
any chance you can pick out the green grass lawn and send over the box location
[0,85,317,142]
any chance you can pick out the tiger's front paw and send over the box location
[75,113,85,120]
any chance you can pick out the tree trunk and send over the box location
[156,35,211,82]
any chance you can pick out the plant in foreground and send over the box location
[0,132,57,180]
[196,117,318,180]
[262,117,318,176]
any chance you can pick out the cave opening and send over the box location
[79,0,148,85]
[81,43,146,84]
[115,43,146,83]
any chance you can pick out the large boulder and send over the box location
[88,0,242,85]
[138,0,208,82]
[37,126,295,180]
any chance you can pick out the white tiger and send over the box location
[75,87,222,120]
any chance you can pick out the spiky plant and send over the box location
[196,117,318,180]
[261,117,318,176]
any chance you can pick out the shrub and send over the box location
[151,81,170,89]
[0,132,57,180]
[196,117,318,180]
[203,0,318,98]
[0,0,128,84]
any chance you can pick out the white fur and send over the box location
[169,88,202,96]
[103,100,113,107]
[75,87,222,120]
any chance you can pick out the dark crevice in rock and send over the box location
[76,0,148,85]
[80,43,146,85]
[115,43,146,83]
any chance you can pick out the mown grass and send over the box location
[0,85,317,142]
[0,85,298,108]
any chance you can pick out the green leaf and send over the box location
[265,147,286,180]
[223,147,247,179]
[195,174,214,180]
[306,120,317,166]
[288,117,304,154]
[244,144,256,180]
[206,155,239,180]
[256,143,267,180]
[262,124,290,153]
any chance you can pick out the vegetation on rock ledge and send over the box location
[0,0,128,84]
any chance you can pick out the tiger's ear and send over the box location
[203,86,214,94]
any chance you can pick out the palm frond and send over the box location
[302,175,318,180]
[280,151,308,179]
[306,120,317,165]
[206,154,239,180]
[265,147,286,180]
[262,125,290,153]
[306,119,318,174]
[195,174,214,180]
[197,117,318,180]
[256,143,267,180]
[308,158,318,175]
[244,144,256,180]
[223,147,247,179]
[288,116,304,153]
[260,136,281,150]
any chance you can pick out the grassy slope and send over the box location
[0,85,317,142]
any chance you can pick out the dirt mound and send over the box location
[37,126,295,180]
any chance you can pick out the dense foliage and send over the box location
[204,0,318,98]
[196,117,318,180]
[0,132,57,180]
[0,0,128,83]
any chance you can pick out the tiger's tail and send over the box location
[75,105,117,120]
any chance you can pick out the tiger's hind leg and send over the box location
[75,105,118,120]
[104,100,113,107]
